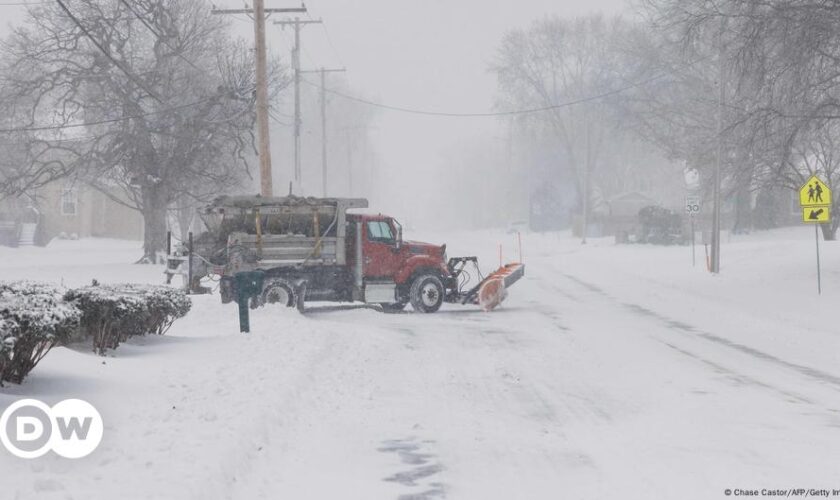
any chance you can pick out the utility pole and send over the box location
[712,19,726,274]
[213,3,306,197]
[302,67,346,196]
[582,121,591,245]
[274,18,322,186]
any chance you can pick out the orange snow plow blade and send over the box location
[475,263,525,311]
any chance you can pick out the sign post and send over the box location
[815,225,822,295]
[685,195,701,267]
[691,216,695,267]
[799,175,832,294]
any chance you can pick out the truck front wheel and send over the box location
[409,274,444,313]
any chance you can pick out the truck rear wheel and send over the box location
[262,279,295,307]
[409,274,444,313]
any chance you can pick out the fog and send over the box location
[2,2,840,497]
[237,0,628,229]
[1,0,630,231]
[2,0,836,240]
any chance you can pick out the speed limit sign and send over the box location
[685,196,701,215]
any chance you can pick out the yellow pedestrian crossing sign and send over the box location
[799,176,832,207]
[798,176,830,295]
[803,206,831,223]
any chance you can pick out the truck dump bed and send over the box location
[201,195,368,270]
[228,234,340,266]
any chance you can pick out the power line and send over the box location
[268,110,292,127]
[55,0,163,103]
[274,19,319,68]
[304,8,345,68]
[215,3,308,197]
[224,12,253,25]
[118,1,266,131]
[319,23,346,68]
[270,108,295,119]
[301,67,345,196]
[274,17,320,183]
[118,0,205,74]
[295,50,728,118]
[0,2,243,135]
[299,72,668,118]
[119,0,160,36]
[0,96,217,133]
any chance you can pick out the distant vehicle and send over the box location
[506,220,529,234]
[166,195,524,313]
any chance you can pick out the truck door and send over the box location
[363,219,402,279]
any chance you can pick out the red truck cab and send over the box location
[348,214,450,312]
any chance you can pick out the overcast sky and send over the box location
[0,0,630,206]
[258,0,631,196]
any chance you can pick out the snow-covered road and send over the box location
[1,228,839,499]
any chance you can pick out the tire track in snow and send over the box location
[620,302,840,389]
[369,299,607,494]
[658,341,813,405]
[554,271,840,411]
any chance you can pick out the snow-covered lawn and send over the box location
[0,227,838,499]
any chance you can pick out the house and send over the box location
[0,181,143,246]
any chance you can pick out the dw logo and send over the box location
[0,399,103,459]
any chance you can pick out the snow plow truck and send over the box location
[166,195,524,313]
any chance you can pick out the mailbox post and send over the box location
[234,271,265,333]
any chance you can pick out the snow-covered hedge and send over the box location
[0,281,82,385]
[64,283,191,354]
[0,281,192,382]
[124,284,192,335]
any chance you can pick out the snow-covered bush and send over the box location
[0,281,81,385]
[128,285,192,335]
[64,283,191,354]
[0,317,17,384]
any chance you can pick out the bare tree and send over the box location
[643,0,840,238]
[493,16,636,222]
[0,0,288,260]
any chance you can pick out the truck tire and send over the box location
[409,274,444,313]
[261,279,295,307]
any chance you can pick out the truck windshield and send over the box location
[367,221,395,243]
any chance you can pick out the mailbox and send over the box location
[234,271,264,332]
